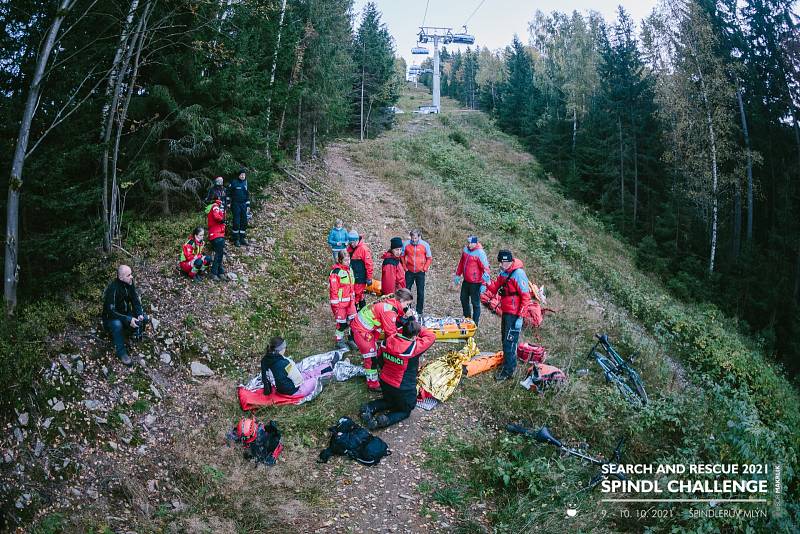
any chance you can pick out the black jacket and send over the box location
[227,179,249,205]
[261,351,300,395]
[205,184,227,205]
[102,279,143,323]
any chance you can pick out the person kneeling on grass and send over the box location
[360,320,435,430]
[260,337,340,397]
[179,226,212,280]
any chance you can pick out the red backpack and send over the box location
[517,343,547,363]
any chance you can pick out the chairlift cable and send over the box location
[463,0,487,28]
[421,0,430,28]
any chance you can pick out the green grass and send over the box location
[349,86,800,532]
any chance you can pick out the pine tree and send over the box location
[353,2,399,140]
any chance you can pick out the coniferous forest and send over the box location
[1,0,398,307]
[420,0,800,377]
[3,0,800,531]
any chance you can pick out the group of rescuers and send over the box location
[101,175,533,430]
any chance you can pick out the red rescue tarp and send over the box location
[237,386,305,411]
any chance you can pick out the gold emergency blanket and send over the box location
[416,338,479,401]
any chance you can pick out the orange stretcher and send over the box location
[422,317,477,342]
[464,351,503,376]
[365,279,382,295]
[378,317,477,342]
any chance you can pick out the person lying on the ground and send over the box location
[179,226,212,280]
[327,218,349,263]
[381,237,406,296]
[102,264,149,366]
[360,320,436,430]
[260,337,341,397]
[239,349,365,408]
[330,250,357,351]
[350,287,415,391]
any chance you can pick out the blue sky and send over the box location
[353,0,659,67]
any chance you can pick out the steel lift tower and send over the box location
[415,26,474,113]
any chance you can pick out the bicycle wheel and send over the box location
[611,375,642,407]
[624,367,648,406]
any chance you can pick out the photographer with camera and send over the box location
[102,265,149,366]
[206,197,227,281]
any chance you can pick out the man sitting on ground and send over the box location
[102,264,149,366]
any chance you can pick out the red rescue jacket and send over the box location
[380,251,406,295]
[329,263,355,306]
[355,298,404,338]
[485,258,532,316]
[455,244,490,284]
[180,236,204,271]
[380,328,436,389]
[206,200,226,241]
[348,239,374,284]
[402,240,432,273]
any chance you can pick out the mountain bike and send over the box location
[506,424,626,489]
[587,334,648,408]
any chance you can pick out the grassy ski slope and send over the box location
[343,86,800,532]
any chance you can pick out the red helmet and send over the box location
[236,417,257,444]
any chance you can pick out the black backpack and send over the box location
[318,417,391,466]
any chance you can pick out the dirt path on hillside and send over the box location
[299,142,499,533]
[3,124,502,532]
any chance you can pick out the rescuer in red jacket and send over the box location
[347,230,374,310]
[206,198,227,281]
[350,287,414,390]
[484,250,532,380]
[380,237,406,296]
[329,250,357,351]
[179,227,212,279]
[402,229,432,315]
[453,235,491,325]
[360,320,435,429]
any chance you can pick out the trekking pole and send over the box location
[506,424,627,488]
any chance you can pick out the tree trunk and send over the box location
[633,130,639,229]
[572,108,577,155]
[110,2,151,243]
[698,72,719,274]
[618,116,624,223]
[365,99,374,140]
[360,62,365,142]
[295,96,302,164]
[794,237,800,306]
[311,120,318,159]
[736,86,754,243]
[101,0,140,252]
[277,103,287,147]
[733,181,741,259]
[102,6,143,252]
[4,0,75,314]
[264,0,287,153]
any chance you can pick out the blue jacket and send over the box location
[227,178,249,205]
[327,227,349,251]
